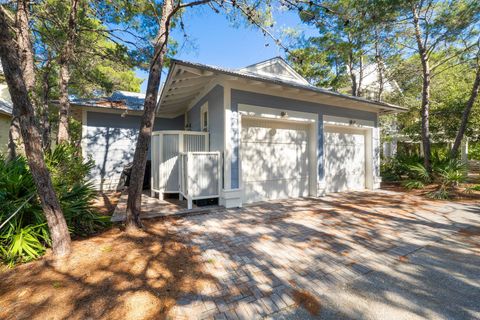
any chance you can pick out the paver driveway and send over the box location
[168,190,480,320]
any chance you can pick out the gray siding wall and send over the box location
[230,89,378,189]
[84,111,184,190]
[187,85,224,152]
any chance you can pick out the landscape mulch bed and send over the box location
[0,218,215,320]
[382,182,480,203]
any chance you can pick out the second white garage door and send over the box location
[241,118,310,203]
[324,126,366,193]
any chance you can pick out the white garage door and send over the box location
[324,126,366,193]
[241,118,309,203]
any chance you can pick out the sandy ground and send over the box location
[0,216,215,320]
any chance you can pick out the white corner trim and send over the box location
[81,109,87,160]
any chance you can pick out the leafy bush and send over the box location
[0,144,109,266]
[469,141,480,160]
[388,152,467,198]
[381,154,424,182]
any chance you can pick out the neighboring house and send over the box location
[76,57,406,207]
[68,90,184,191]
[345,62,401,100]
[0,83,13,155]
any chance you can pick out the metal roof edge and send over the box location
[170,59,407,113]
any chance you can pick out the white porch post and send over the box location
[373,126,382,189]
[461,138,469,164]
[221,83,243,208]
[223,84,232,190]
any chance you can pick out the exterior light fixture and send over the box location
[280,111,288,118]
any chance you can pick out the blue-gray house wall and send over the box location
[84,111,184,190]
[186,85,224,152]
[230,89,378,189]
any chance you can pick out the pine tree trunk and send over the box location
[357,55,364,97]
[7,0,34,159]
[125,0,175,229]
[57,62,71,143]
[412,4,432,172]
[451,60,480,157]
[16,0,35,91]
[419,57,432,171]
[0,6,71,257]
[7,115,20,160]
[374,28,384,101]
[348,51,358,96]
[41,60,52,150]
[57,0,78,144]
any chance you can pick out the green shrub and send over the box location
[381,154,424,181]
[390,152,467,199]
[433,158,467,189]
[469,141,480,160]
[0,144,109,266]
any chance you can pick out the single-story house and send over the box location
[75,57,406,207]
[0,83,13,155]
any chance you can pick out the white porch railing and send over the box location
[179,152,221,209]
[151,131,209,198]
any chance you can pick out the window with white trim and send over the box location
[201,102,208,132]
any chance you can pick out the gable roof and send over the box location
[158,58,407,118]
[239,57,310,86]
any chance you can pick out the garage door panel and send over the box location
[242,142,308,181]
[242,118,310,203]
[244,177,309,204]
[242,119,309,144]
[324,127,366,193]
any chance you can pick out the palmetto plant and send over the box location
[400,154,467,199]
[0,144,109,266]
[403,162,432,189]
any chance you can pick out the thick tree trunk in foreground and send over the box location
[7,0,34,159]
[125,0,175,229]
[16,0,35,91]
[451,60,480,157]
[413,5,432,172]
[0,6,71,257]
[57,0,79,144]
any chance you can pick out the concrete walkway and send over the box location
[167,190,480,319]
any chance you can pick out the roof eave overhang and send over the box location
[162,59,407,115]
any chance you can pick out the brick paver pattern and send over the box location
[167,190,477,319]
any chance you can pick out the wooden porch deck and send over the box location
[111,190,219,222]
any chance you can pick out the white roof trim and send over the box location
[240,57,310,86]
